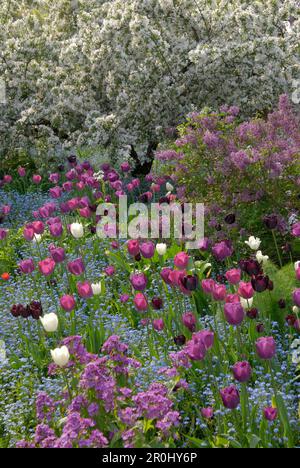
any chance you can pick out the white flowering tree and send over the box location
[0,0,299,171]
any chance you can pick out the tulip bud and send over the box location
[40,313,58,332]
[50,346,70,367]
[70,222,84,239]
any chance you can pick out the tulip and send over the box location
[151,297,163,310]
[60,295,76,312]
[23,226,35,241]
[194,330,214,350]
[212,240,233,261]
[185,339,206,361]
[67,258,85,276]
[121,162,131,172]
[240,259,262,276]
[0,228,8,240]
[153,319,165,331]
[32,174,42,184]
[174,335,186,346]
[1,273,10,281]
[220,385,240,409]
[70,222,84,239]
[160,267,173,285]
[212,283,227,301]
[40,313,58,332]
[77,281,93,298]
[238,281,254,299]
[127,239,140,257]
[38,258,56,276]
[240,297,253,309]
[32,221,45,235]
[49,173,60,184]
[50,346,70,367]
[224,302,244,326]
[293,289,300,307]
[245,236,261,250]
[263,215,278,230]
[251,275,270,293]
[247,308,259,319]
[105,266,115,276]
[182,312,197,332]
[28,301,43,320]
[225,268,241,285]
[49,187,62,199]
[49,246,65,263]
[134,293,148,311]
[18,167,26,177]
[130,272,147,291]
[19,259,35,275]
[180,274,199,292]
[91,282,102,295]
[49,222,63,238]
[256,336,276,359]
[256,250,269,265]
[174,252,190,270]
[225,294,240,303]
[3,175,12,184]
[140,241,155,259]
[232,361,252,382]
[296,268,300,281]
[201,407,214,420]
[201,279,216,295]
[263,407,278,421]
[291,222,300,237]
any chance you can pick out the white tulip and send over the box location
[166,182,174,192]
[33,234,42,244]
[256,250,269,265]
[245,236,261,251]
[292,306,299,314]
[50,346,70,367]
[156,243,167,256]
[70,222,84,239]
[91,282,102,295]
[294,261,300,271]
[240,297,253,309]
[40,313,58,332]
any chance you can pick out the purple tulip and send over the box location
[256,336,276,360]
[49,222,63,238]
[67,258,85,276]
[130,273,147,291]
[263,407,278,421]
[220,385,240,409]
[182,312,197,332]
[49,246,66,263]
[77,281,93,298]
[19,259,35,275]
[0,228,8,240]
[152,319,164,331]
[224,302,244,326]
[293,289,300,307]
[201,407,214,419]
[212,240,233,261]
[232,361,252,382]
[140,241,155,259]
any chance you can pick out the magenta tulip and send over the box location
[238,281,254,299]
[38,258,56,276]
[174,252,190,270]
[140,241,155,259]
[152,319,165,331]
[60,294,76,312]
[67,258,85,276]
[220,385,240,409]
[182,312,197,332]
[224,302,244,326]
[130,273,147,291]
[19,259,35,275]
[134,293,148,311]
[232,361,252,382]
[77,281,93,298]
[263,407,278,421]
[256,336,276,360]
[293,289,300,307]
[225,268,241,285]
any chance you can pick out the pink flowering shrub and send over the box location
[155,96,300,246]
[17,336,180,448]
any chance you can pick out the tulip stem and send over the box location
[271,230,282,268]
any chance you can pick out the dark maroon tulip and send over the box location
[224,213,236,224]
[240,259,262,276]
[278,299,286,309]
[28,301,43,320]
[10,304,26,318]
[152,297,163,310]
[67,155,77,164]
[267,280,274,291]
[285,314,296,327]
[247,308,259,319]
[256,323,265,333]
[180,274,199,292]
[251,275,269,293]
[263,215,278,230]
[174,335,186,346]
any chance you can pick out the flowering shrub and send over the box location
[0,1,299,169]
[155,95,300,259]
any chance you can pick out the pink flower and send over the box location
[0,228,8,240]
[263,407,278,421]
[18,167,26,177]
[212,240,233,261]
[3,175,12,184]
[232,361,252,382]
[238,281,254,299]
[19,259,35,274]
[105,266,115,276]
[225,294,240,303]
[32,174,42,184]
[23,226,35,241]
[140,241,155,259]
[130,273,147,291]
[134,293,148,311]
[77,281,93,298]
[201,407,214,419]
[174,252,190,270]
[153,319,164,331]
[182,312,196,332]
[32,221,44,235]
[194,330,214,350]
[185,338,206,361]
[256,337,276,360]
[291,222,300,237]
[293,289,300,307]
[49,187,62,199]
[60,295,76,312]
[127,240,140,257]
[38,258,56,276]
[67,258,85,276]
[49,173,60,184]
[201,279,215,295]
[212,283,227,301]
[224,302,244,326]
[225,269,241,285]
[220,385,240,409]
